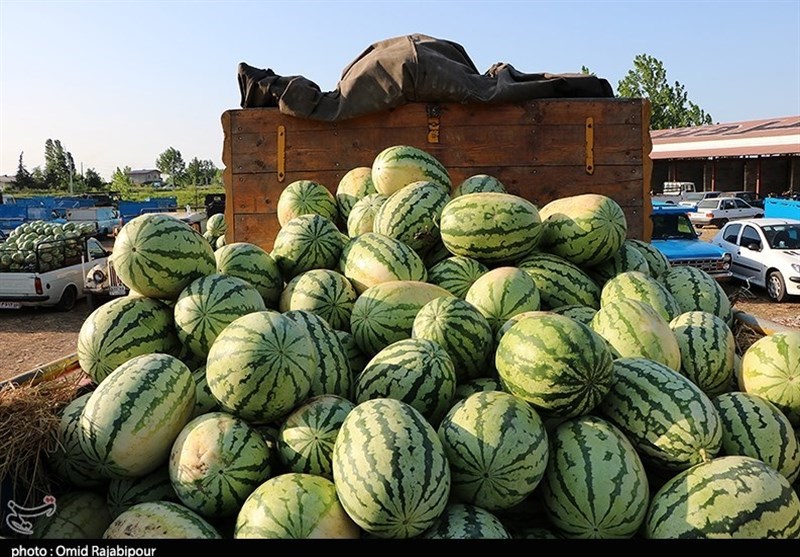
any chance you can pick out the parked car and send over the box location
[710,218,800,302]
[725,190,764,209]
[688,197,764,228]
[676,191,722,210]
[650,203,732,280]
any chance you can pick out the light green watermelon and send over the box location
[740,331,800,425]
[371,144,451,196]
[214,241,283,308]
[276,179,338,227]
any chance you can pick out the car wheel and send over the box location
[767,270,788,303]
[56,285,78,312]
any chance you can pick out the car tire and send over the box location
[56,285,78,312]
[767,270,788,303]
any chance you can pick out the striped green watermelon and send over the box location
[626,238,671,278]
[206,310,316,425]
[586,240,650,287]
[713,391,800,483]
[495,313,614,418]
[644,456,800,539]
[420,504,510,539]
[349,280,453,356]
[439,192,543,264]
[103,501,221,539]
[670,310,735,396]
[465,266,541,334]
[346,193,387,238]
[214,241,284,308]
[412,296,494,382]
[169,411,272,518]
[517,252,601,310]
[271,213,345,281]
[354,338,457,426]
[438,391,549,511]
[276,179,338,227]
[190,365,219,418]
[590,298,682,371]
[494,310,552,345]
[371,144,451,196]
[426,255,488,298]
[283,309,353,399]
[235,473,360,539]
[740,331,800,426]
[540,415,649,539]
[336,166,377,225]
[48,393,104,488]
[339,232,427,294]
[77,295,179,384]
[334,329,370,379]
[551,304,597,326]
[206,213,227,237]
[332,398,451,538]
[453,377,503,401]
[537,193,627,267]
[277,394,356,480]
[78,353,196,479]
[111,213,216,300]
[661,265,734,325]
[451,174,507,197]
[107,466,179,519]
[373,180,450,253]
[278,269,357,332]
[32,491,112,539]
[600,270,681,322]
[174,273,266,359]
[598,357,722,472]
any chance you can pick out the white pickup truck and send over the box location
[0,224,111,311]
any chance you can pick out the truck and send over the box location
[0,225,111,311]
[764,197,800,220]
[64,206,122,238]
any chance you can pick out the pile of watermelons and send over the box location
[0,221,97,273]
[25,145,800,540]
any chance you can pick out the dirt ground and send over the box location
[1,228,798,383]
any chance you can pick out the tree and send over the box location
[14,153,34,190]
[83,168,106,191]
[111,166,135,197]
[185,158,217,187]
[617,54,713,130]
[156,147,186,188]
[43,138,75,190]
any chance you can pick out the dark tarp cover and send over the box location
[238,33,614,121]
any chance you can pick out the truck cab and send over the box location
[65,206,121,239]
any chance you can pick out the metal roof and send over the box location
[650,115,800,160]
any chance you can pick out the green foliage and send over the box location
[617,54,713,130]
[156,147,186,187]
[111,166,136,198]
[83,168,106,191]
[185,157,218,187]
[14,152,34,190]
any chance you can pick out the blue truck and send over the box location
[764,197,800,220]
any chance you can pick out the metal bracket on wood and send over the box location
[427,104,441,143]
[277,125,286,182]
[585,117,594,174]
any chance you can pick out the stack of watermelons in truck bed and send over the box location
[0,220,97,273]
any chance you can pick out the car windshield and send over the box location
[682,193,705,201]
[697,199,719,209]
[652,214,697,239]
[761,224,800,249]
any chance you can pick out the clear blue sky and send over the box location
[1,0,798,181]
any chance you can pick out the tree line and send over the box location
[10,54,713,192]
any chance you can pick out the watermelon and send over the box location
[111,213,216,300]
[107,466,179,519]
[600,270,681,322]
[32,491,112,539]
[439,192,543,264]
[495,312,614,418]
[420,237,452,269]
[371,144,451,196]
[453,377,503,401]
[276,179,338,227]
[332,398,451,538]
[169,411,272,518]
[103,501,221,539]
[354,338,457,426]
[537,193,627,267]
[278,269,357,332]
[626,238,671,278]
[713,391,800,483]
[346,193,387,238]
[339,232,427,294]
[373,180,450,253]
[420,504,510,539]
[540,415,649,539]
[551,304,597,326]
[464,266,541,334]
[669,310,735,396]
[451,174,507,197]
[740,331,800,426]
[214,242,284,308]
[411,296,494,383]
[48,393,104,488]
[190,365,219,418]
[517,251,601,310]
[438,391,549,511]
[174,273,266,359]
[598,357,722,472]
[205,310,316,425]
[206,212,227,236]
[271,213,345,281]
[426,255,488,298]
[77,295,179,384]
[334,329,370,379]
[494,310,552,345]
[277,394,356,480]
[78,353,195,479]
[644,456,800,539]
[661,265,734,325]
[586,240,650,287]
[336,166,377,225]
[235,473,360,539]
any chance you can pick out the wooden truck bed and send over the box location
[221,97,653,252]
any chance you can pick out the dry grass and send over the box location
[0,372,85,507]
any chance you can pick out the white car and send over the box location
[710,218,800,302]
[689,197,764,228]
